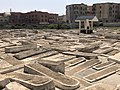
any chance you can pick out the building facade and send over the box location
[93,3,120,22]
[49,13,58,24]
[87,6,93,16]
[66,2,120,24]
[58,15,66,23]
[9,10,58,24]
[66,3,87,24]
[0,12,11,24]
[9,12,22,24]
[25,11,49,24]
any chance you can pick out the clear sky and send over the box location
[0,0,120,15]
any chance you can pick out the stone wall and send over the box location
[103,22,120,27]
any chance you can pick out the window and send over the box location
[75,15,78,19]
[106,20,108,22]
[32,15,34,17]
[99,11,101,17]
[109,9,112,16]
[74,11,78,14]
[113,5,114,8]
[35,15,37,17]
[45,19,47,22]
[109,6,112,10]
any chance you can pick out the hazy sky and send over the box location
[0,0,120,15]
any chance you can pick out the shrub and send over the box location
[48,24,58,29]
[60,24,71,29]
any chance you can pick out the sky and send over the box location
[0,0,120,15]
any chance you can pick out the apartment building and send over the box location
[87,6,93,16]
[9,10,58,24]
[118,3,120,20]
[66,3,87,24]
[9,12,22,24]
[93,3,120,22]
[49,13,58,23]
[25,11,49,24]
[58,15,66,23]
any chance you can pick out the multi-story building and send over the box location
[66,3,87,24]
[48,13,58,24]
[9,10,58,24]
[118,3,120,20]
[93,3,120,22]
[58,15,66,23]
[87,6,93,16]
[9,12,22,24]
[25,11,49,24]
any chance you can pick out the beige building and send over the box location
[66,3,87,24]
[93,3,120,22]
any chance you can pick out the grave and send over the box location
[14,48,50,60]
[65,59,101,76]
[5,44,37,53]
[4,82,30,90]
[24,62,80,90]
[84,65,120,82]
[7,72,55,90]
